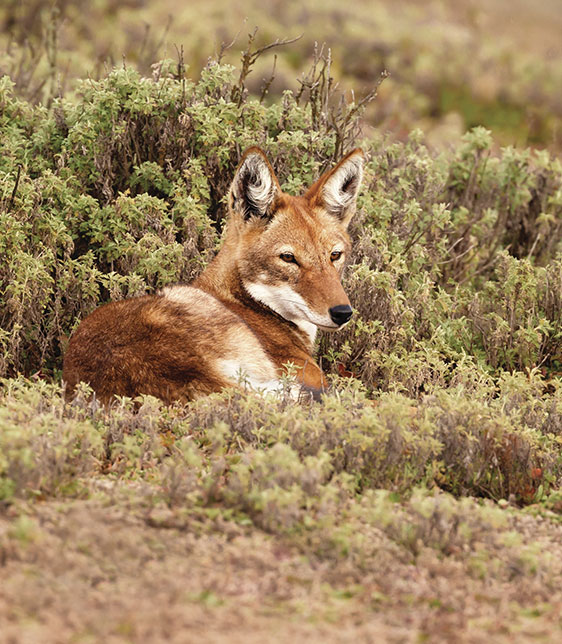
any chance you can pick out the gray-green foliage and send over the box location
[2,64,562,386]
[1,58,562,506]
[324,128,562,392]
[1,376,561,510]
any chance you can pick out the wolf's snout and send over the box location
[329,305,353,326]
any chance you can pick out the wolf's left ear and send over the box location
[229,147,280,220]
[306,149,364,227]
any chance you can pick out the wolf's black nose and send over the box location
[329,305,353,326]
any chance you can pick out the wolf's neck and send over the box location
[192,243,242,303]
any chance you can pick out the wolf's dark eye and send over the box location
[279,252,296,263]
[330,251,343,262]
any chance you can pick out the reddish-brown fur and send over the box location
[63,147,364,404]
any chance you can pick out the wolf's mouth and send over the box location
[265,294,348,332]
[292,305,344,332]
[315,321,349,332]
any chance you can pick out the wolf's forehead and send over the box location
[268,206,346,247]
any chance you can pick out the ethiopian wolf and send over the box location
[63,146,364,404]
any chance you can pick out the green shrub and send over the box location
[3,64,562,387]
[1,376,561,507]
[2,51,562,507]
[324,129,562,392]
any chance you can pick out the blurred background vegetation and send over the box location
[2,0,562,152]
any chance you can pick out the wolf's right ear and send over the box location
[229,148,280,220]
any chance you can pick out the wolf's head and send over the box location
[227,146,364,342]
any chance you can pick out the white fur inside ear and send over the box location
[321,154,363,219]
[232,153,277,218]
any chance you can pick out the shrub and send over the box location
[1,376,561,507]
[2,51,562,507]
[3,63,562,388]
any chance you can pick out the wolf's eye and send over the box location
[279,252,296,263]
[330,251,343,262]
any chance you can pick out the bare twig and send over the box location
[438,241,478,265]
[8,165,22,212]
[296,43,388,160]
[526,232,541,260]
[260,54,277,103]
[174,44,186,81]
[232,29,302,106]
[216,22,246,64]
[330,69,389,159]
[44,5,60,106]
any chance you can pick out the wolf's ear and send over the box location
[306,149,364,227]
[229,147,280,220]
